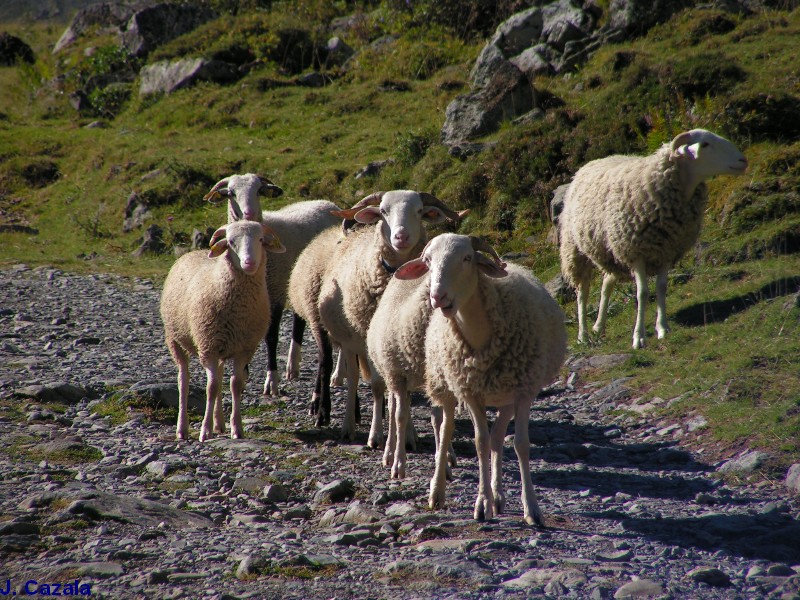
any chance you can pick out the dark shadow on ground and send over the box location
[673,276,800,326]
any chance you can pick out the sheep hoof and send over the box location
[494,494,506,515]
[263,372,279,396]
[632,337,646,349]
[428,490,445,510]
[391,463,405,479]
[199,428,211,443]
[176,430,189,441]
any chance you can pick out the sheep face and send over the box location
[669,129,748,184]
[204,173,284,222]
[397,234,507,319]
[208,221,286,274]
[353,190,447,258]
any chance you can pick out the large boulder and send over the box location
[53,1,154,54]
[0,32,34,65]
[121,3,218,58]
[442,60,533,146]
[139,58,239,95]
[605,0,696,37]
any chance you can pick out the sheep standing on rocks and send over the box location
[160,220,286,442]
[559,129,748,348]
[319,191,465,447]
[398,234,566,524]
[204,174,340,395]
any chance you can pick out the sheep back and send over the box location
[262,200,340,310]
[425,264,566,407]
[161,250,270,361]
[560,146,708,281]
[367,274,431,391]
[287,226,342,326]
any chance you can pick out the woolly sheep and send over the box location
[204,173,340,395]
[160,220,286,442]
[559,129,748,349]
[398,234,566,524]
[315,190,464,446]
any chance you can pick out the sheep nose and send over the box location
[394,230,410,244]
[242,258,257,271]
[243,211,257,221]
[430,290,449,309]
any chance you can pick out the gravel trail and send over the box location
[1,265,799,599]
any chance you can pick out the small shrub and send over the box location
[720,92,800,143]
[87,83,132,119]
[21,159,59,187]
[395,128,436,166]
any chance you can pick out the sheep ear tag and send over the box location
[422,207,447,225]
[264,235,287,254]
[203,189,228,204]
[208,240,228,258]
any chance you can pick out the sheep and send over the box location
[204,173,340,395]
[308,190,464,446]
[558,129,748,349]
[397,234,566,525]
[160,220,286,442]
[366,236,505,479]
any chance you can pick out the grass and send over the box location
[1,2,799,472]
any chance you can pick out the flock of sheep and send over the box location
[159,128,748,523]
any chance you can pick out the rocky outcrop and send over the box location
[121,3,218,58]
[53,1,155,54]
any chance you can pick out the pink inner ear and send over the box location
[394,260,428,280]
[354,206,382,224]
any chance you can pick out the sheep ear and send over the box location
[421,206,447,225]
[208,239,228,258]
[354,206,382,224]
[258,177,284,198]
[476,253,508,278]
[394,257,429,280]
[262,225,287,253]
[228,200,243,221]
[330,208,358,219]
[204,188,230,203]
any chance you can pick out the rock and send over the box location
[139,58,239,95]
[53,1,147,54]
[121,3,218,57]
[236,554,267,579]
[441,59,533,145]
[314,479,355,504]
[145,460,172,478]
[262,484,289,503]
[613,578,665,598]
[0,520,40,536]
[545,274,572,304]
[133,224,166,256]
[296,72,332,88]
[503,567,587,590]
[385,502,416,518]
[0,32,35,65]
[324,36,354,67]
[342,501,381,525]
[489,8,544,57]
[354,159,395,179]
[686,566,731,587]
[786,464,800,495]
[128,381,205,411]
[605,0,694,37]
[718,450,771,474]
[15,381,88,404]
[123,191,151,232]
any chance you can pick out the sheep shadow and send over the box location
[586,510,800,563]
[672,275,800,327]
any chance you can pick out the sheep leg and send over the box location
[576,273,592,344]
[367,368,385,449]
[212,359,225,434]
[468,404,494,521]
[262,303,284,396]
[429,398,456,510]
[199,356,222,442]
[655,268,670,339]
[391,384,409,478]
[514,395,543,526]
[405,401,417,452]
[490,404,515,516]
[383,390,398,468]
[340,349,360,441]
[593,273,617,336]
[431,406,456,480]
[170,342,191,441]
[230,358,247,439]
[285,312,305,381]
[331,347,346,387]
[632,261,649,349]
[312,327,333,427]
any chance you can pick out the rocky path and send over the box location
[1,264,799,599]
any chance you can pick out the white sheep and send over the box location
[312,190,464,445]
[160,220,286,442]
[366,237,504,479]
[558,129,748,348]
[204,174,340,395]
[398,234,566,524]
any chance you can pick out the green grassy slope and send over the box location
[1,2,799,474]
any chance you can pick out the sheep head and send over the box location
[396,233,507,318]
[668,129,748,185]
[208,221,285,274]
[204,173,284,222]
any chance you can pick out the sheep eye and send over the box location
[700,142,710,148]
[464,255,472,262]
[380,208,388,216]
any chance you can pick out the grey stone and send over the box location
[490,7,544,57]
[53,1,148,54]
[785,463,800,495]
[262,484,289,503]
[16,381,88,404]
[613,578,665,598]
[343,502,381,525]
[686,566,731,587]
[325,36,354,67]
[122,3,218,57]
[718,450,771,474]
[606,0,694,37]
[139,58,238,96]
[313,479,355,504]
[145,460,172,478]
[233,477,269,495]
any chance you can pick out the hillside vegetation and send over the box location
[1,1,799,475]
